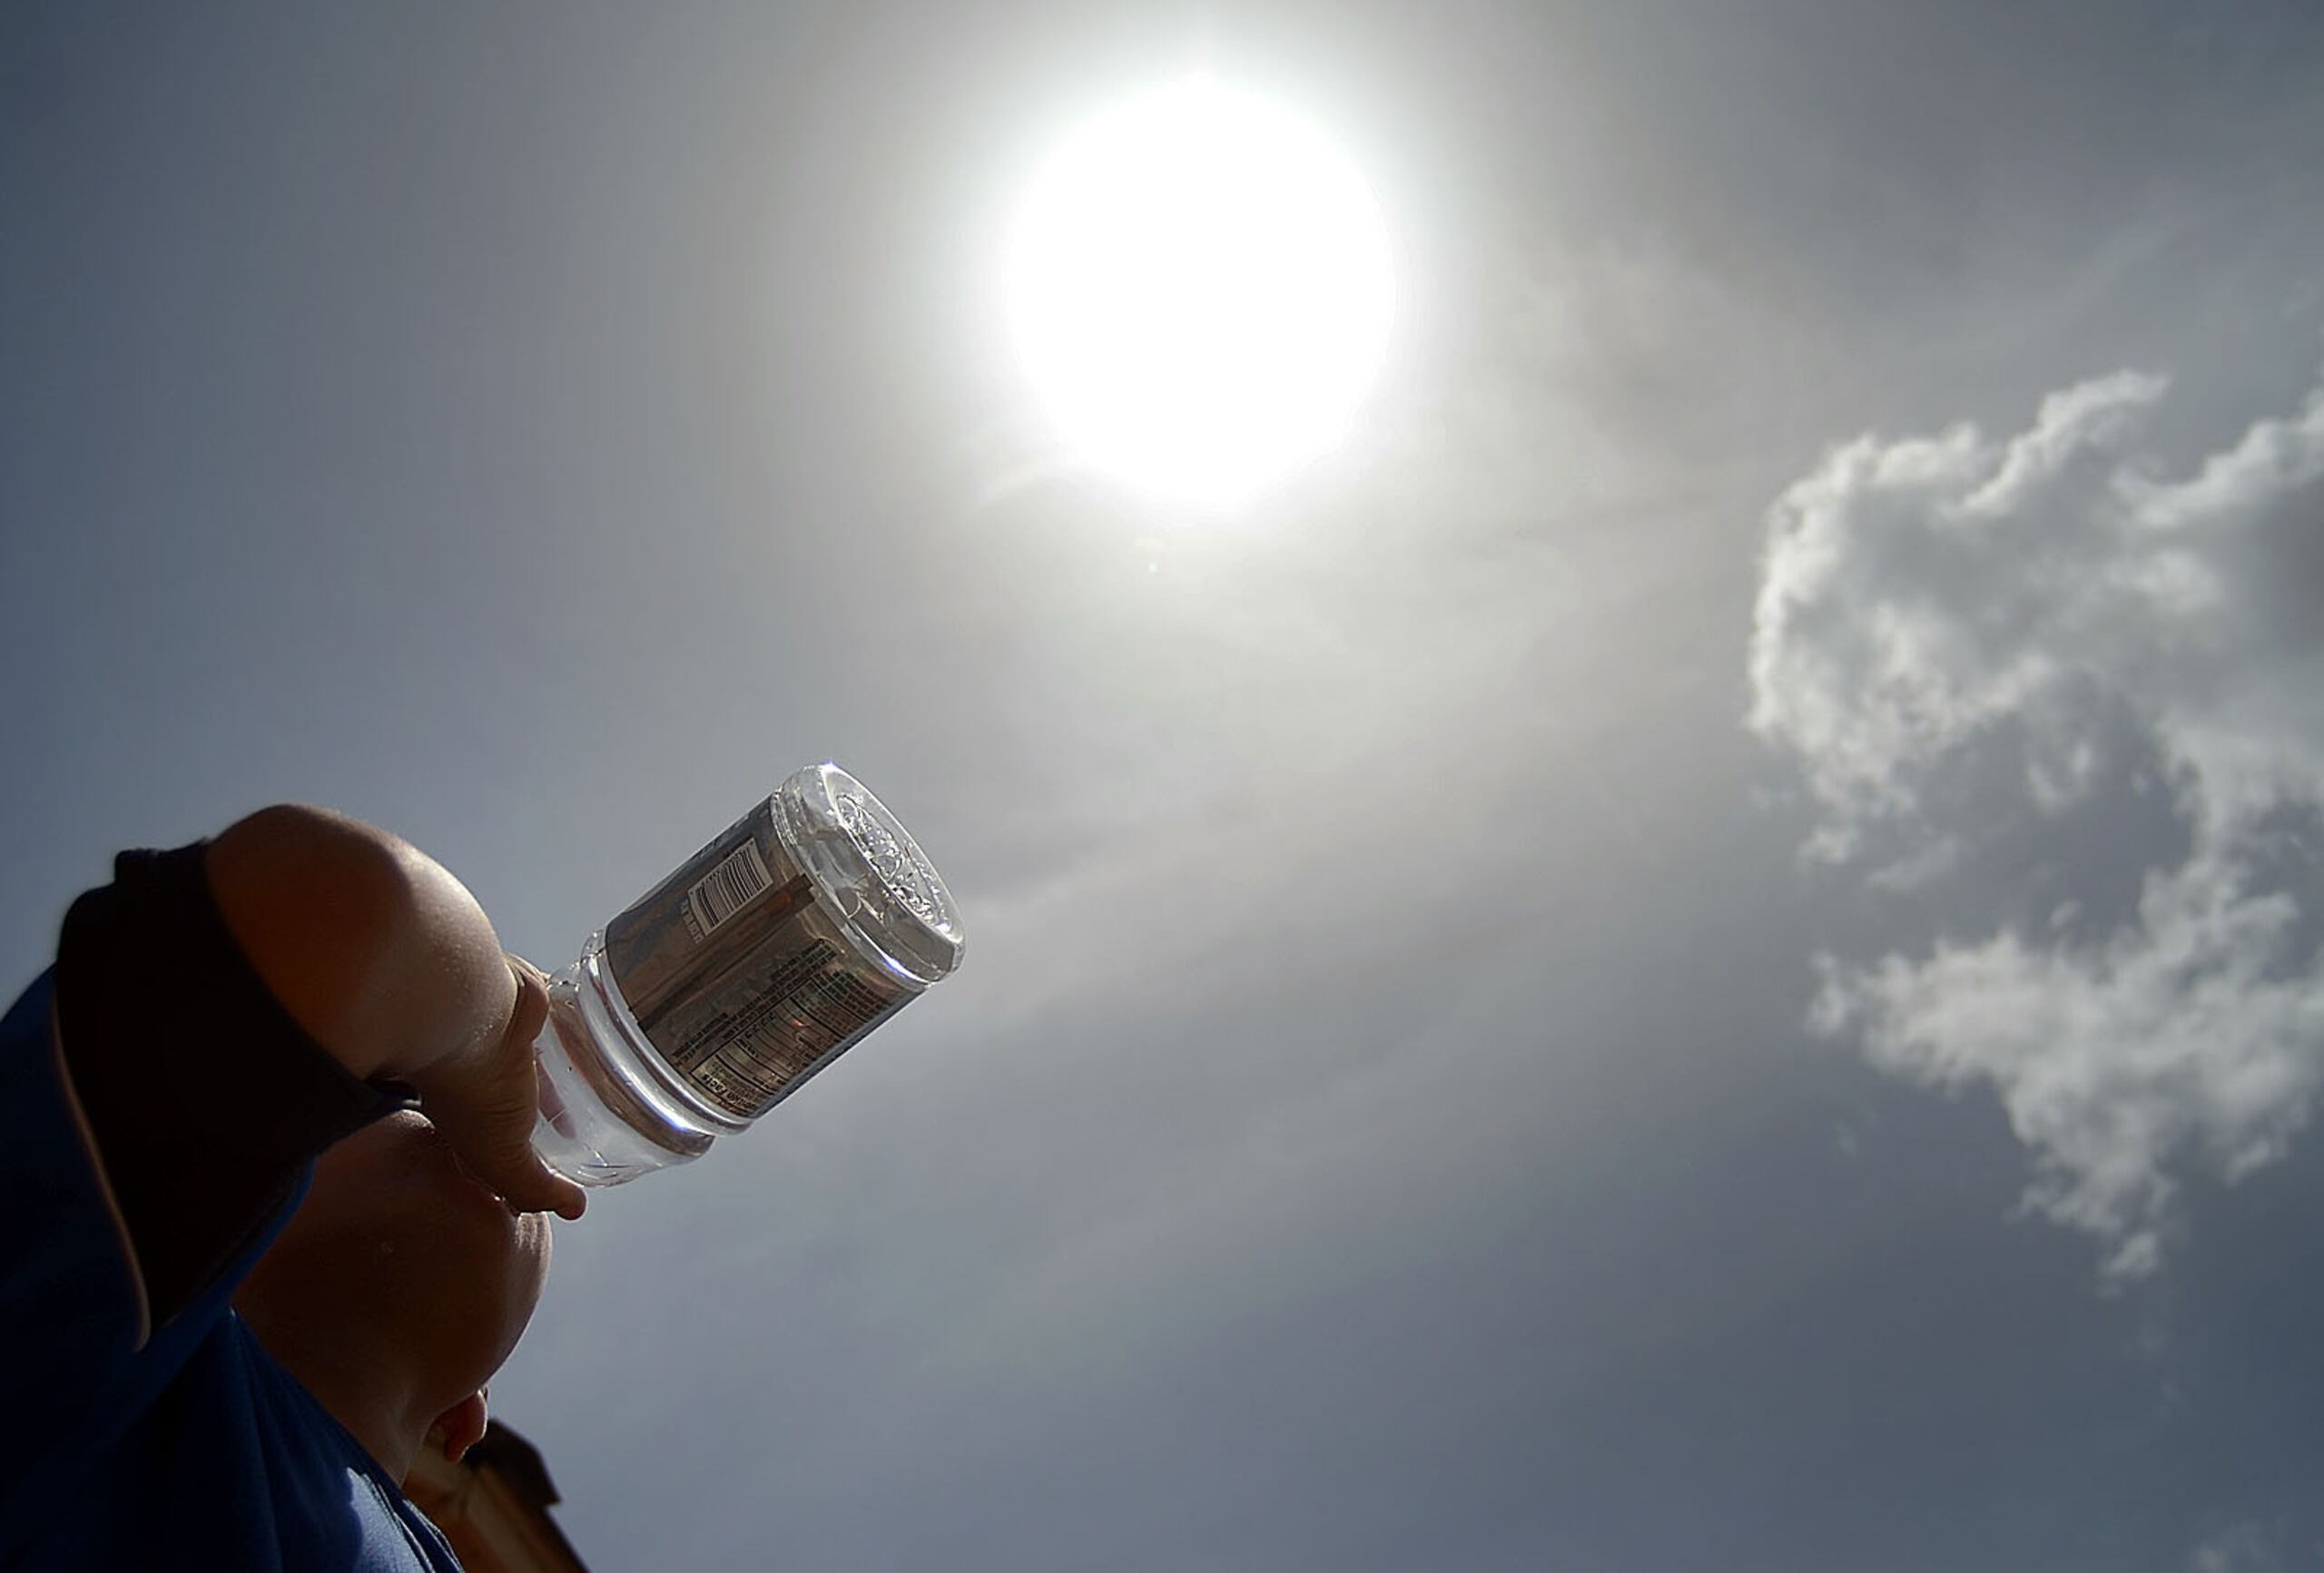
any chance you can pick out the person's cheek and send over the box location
[514,1215,553,1304]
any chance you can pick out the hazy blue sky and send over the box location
[6,4,2324,1570]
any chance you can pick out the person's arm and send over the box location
[204,804,583,1219]
[46,806,582,1338]
[0,806,576,1552]
[204,801,518,1084]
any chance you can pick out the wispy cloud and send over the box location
[1749,367,2324,1279]
[2190,1519,2287,1573]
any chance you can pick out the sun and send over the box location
[1005,77,1395,506]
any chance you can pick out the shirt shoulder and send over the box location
[0,969,150,1539]
[1,1310,461,1571]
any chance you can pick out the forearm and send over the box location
[203,804,517,1083]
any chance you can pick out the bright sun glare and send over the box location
[1006,77,1395,506]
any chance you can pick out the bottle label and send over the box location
[602,801,912,1122]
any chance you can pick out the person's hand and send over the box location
[405,956,587,1222]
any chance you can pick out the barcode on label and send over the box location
[685,839,775,939]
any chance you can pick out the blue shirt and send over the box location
[0,845,464,1571]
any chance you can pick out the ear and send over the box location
[429,1391,490,1464]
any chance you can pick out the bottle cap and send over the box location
[773,763,964,988]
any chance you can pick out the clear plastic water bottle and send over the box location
[528,763,963,1185]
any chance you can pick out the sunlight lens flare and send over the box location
[1007,78,1395,506]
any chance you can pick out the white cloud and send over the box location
[2189,1520,2285,1573]
[1750,367,2324,1279]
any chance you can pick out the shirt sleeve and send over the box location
[51,841,410,1332]
[0,841,409,1535]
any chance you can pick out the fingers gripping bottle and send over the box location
[529,763,964,1185]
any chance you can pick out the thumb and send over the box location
[410,961,588,1221]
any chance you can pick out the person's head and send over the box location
[235,1110,554,1475]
